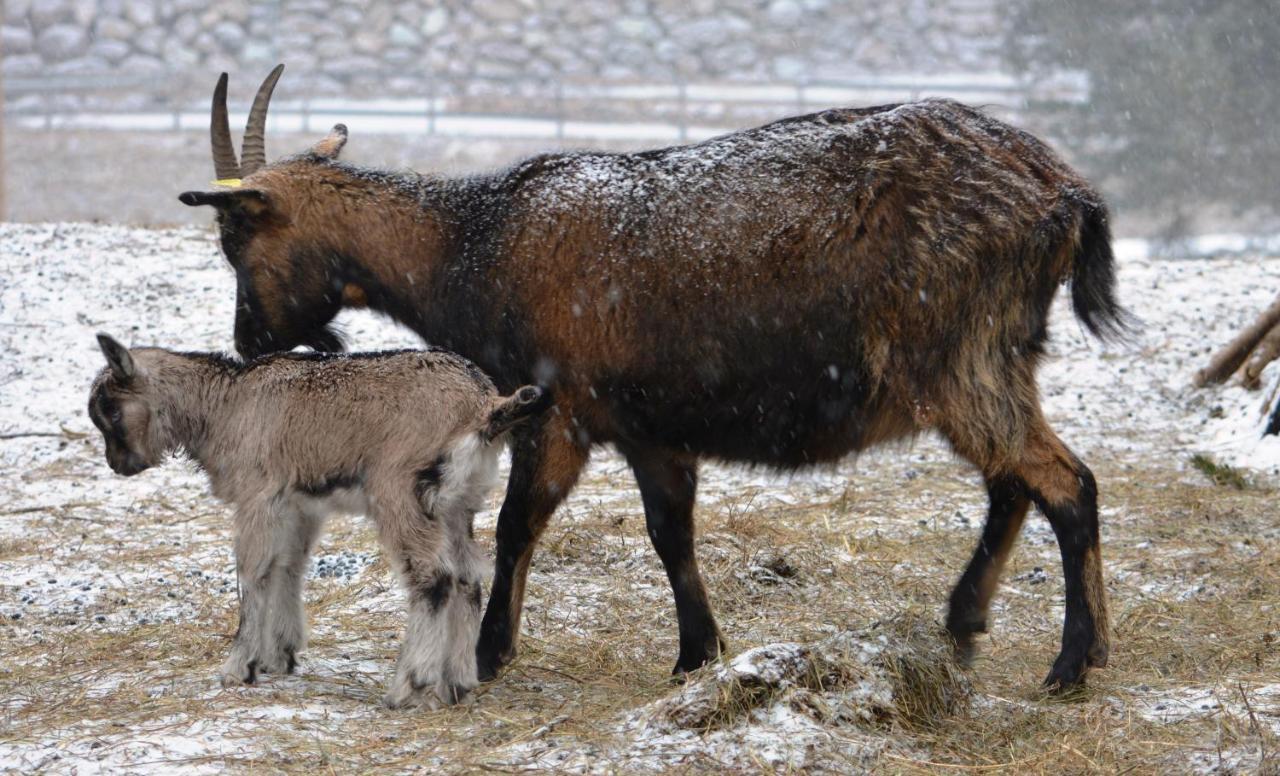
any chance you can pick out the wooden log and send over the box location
[1194,292,1280,387]
[1242,318,1280,390]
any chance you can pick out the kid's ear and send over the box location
[177,188,272,217]
[96,333,136,382]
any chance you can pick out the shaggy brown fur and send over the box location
[180,70,1128,691]
[87,334,546,708]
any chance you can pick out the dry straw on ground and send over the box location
[3,441,1279,773]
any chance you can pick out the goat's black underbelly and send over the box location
[598,352,881,467]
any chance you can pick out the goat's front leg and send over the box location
[624,446,725,675]
[220,498,277,686]
[257,503,325,676]
[476,415,589,681]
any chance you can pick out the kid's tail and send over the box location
[483,386,552,441]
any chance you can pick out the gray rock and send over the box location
[191,32,215,54]
[161,37,200,69]
[331,6,363,28]
[773,56,808,80]
[767,0,805,25]
[352,31,383,55]
[287,0,330,14]
[703,40,761,74]
[36,24,88,60]
[218,0,250,22]
[281,49,316,72]
[71,0,98,26]
[388,21,420,47]
[211,20,245,51]
[395,3,424,27]
[675,16,751,50]
[315,36,350,60]
[89,38,132,63]
[133,26,164,55]
[473,56,523,79]
[474,1,527,24]
[2,53,44,76]
[383,46,418,67]
[240,40,277,65]
[94,16,134,41]
[172,13,200,42]
[327,54,381,74]
[30,0,73,29]
[614,16,659,40]
[6,0,34,22]
[275,32,313,53]
[123,0,156,28]
[307,73,344,94]
[48,55,111,75]
[121,52,166,72]
[1,25,34,55]
[421,7,449,36]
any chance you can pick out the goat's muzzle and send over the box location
[108,451,151,477]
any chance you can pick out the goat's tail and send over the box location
[1071,201,1135,342]
[483,385,552,441]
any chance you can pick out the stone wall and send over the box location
[5,0,1003,102]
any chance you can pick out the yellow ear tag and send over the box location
[212,178,243,188]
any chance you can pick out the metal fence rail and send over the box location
[8,70,1087,143]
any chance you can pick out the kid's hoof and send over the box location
[383,677,474,710]
[219,657,259,687]
[255,645,298,677]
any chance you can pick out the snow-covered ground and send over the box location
[2,223,1279,773]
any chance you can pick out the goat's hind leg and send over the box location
[946,475,1030,665]
[943,403,1109,691]
[1014,424,1110,690]
[375,484,484,709]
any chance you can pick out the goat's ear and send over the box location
[177,188,272,217]
[96,333,137,382]
[310,123,348,159]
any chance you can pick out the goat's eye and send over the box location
[110,408,123,424]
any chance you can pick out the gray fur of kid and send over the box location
[87,334,546,709]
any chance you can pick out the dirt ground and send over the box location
[1,223,1279,773]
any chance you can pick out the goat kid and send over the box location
[87,334,547,708]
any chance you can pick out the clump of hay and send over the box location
[644,613,970,734]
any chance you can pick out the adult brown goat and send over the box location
[180,66,1128,693]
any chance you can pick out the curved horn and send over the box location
[240,63,285,177]
[210,73,240,181]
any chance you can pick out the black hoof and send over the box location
[476,647,511,683]
[1043,652,1089,694]
[945,614,986,668]
[1087,641,1110,669]
[950,632,979,668]
[672,634,728,676]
